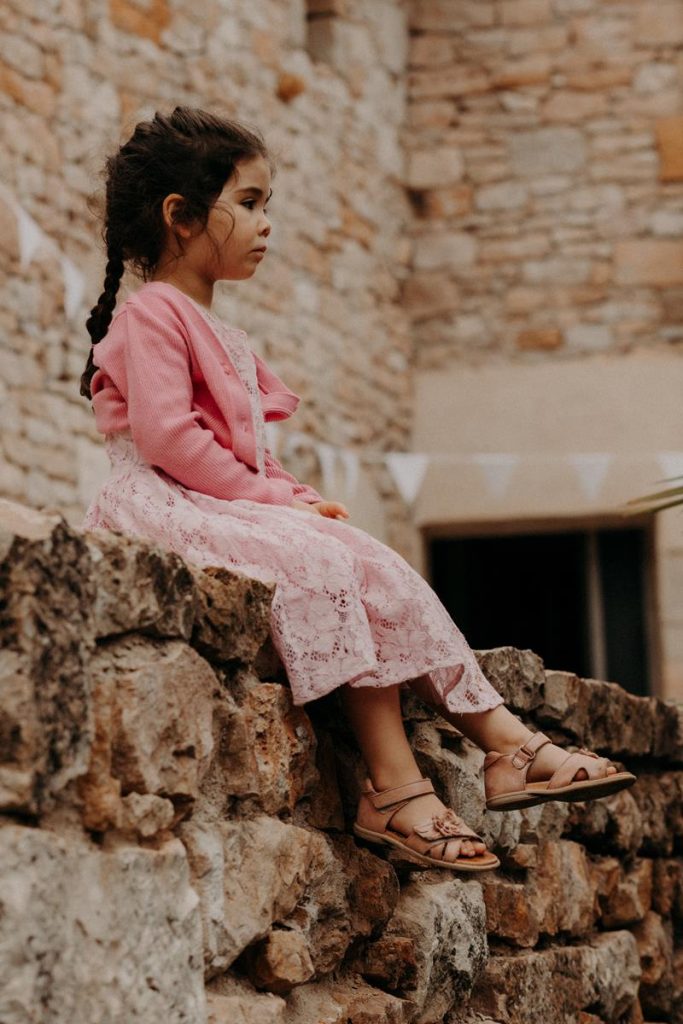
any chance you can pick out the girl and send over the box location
[81,107,635,873]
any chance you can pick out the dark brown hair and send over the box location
[80,106,273,399]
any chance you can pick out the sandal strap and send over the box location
[546,749,611,790]
[510,731,552,769]
[365,777,435,811]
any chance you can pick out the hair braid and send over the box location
[79,243,125,398]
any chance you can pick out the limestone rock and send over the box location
[371,873,489,1022]
[538,670,655,757]
[79,636,216,830]
[204,682,318,816]
[283,977,408,1024]
[651,859,683,919]
[599,859,653,928]
[470,930,640,1023]
[0,824,205,1024]
[190,564,274,666]
[482,839,596,947]
[84,528,197,640]
[246,928,315,995]
[207,984,285,1023]
[0,504,95,813]
[632,911,674,1019]
[474,647,546,713]
[564,789,644,855]
[180,816,350,977]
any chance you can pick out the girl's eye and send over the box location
[242,199,270,212]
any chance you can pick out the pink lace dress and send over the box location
[82,302,503,713]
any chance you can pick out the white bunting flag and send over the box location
[569,453,612,501]
[264,421,281,458]
[657,451,683,482]
[15,203,45,269]
[472,453,519,500]
[316,441,337,496]
[385,453,430,506]
[338,449,360,502]
[60,254,86,321]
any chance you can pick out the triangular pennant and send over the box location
[60,254,86,320]
[472,453,519,500]
[338,449,360,502]
[656,451,683,482]
[264,421,280,458]
[569,453,612,501]
[316,441,337,496]
[15,203,45,269]
[385,453,430,505]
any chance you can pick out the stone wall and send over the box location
[2,496,683,1024]
[405,0,683,367]
[0,0,413,546]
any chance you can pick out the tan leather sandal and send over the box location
[484,731,637,811]
[353,777,500,872]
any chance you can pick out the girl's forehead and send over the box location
[227,155,271,192]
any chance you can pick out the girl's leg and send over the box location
[342,683,487,859]
[408,675,617,783]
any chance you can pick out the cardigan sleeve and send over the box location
[112,303,299,505]
[263,448,325,504]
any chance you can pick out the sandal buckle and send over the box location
[511,743,536,769]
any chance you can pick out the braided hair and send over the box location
[80,106,273,399]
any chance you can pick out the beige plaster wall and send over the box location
[413,349,683,699]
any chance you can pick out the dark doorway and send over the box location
[428,526,651,696]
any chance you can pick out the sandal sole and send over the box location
[485,770,637,812]
[353,824,500,872]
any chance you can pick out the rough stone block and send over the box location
[475,647,546,713]
[373,874,488,1022]
[538,670,655,757]
[206,982,285,1023]
[283,977,408,1024]
[180,817,350,977]
[516,328,562,351]
[202,683,318,816]
[83,528,197,640]
[482,840,596,947]
[0,501,95,813]
[599,859,653,928]
[615,240,683,288]
[0,825,205,1024]
[190,564,274,667]
[633,911,674,1019]
[245,929,315,995]
[656,116,683,182]
[509,127,586,176]
[565,788,644,856]
[469,931,640,1023]
[407,146,464,190]
[78,636,216,830]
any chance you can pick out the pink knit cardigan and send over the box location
[90,281,324,506]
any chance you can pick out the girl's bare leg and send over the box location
[342,683,487,858]
[408,675,616,783]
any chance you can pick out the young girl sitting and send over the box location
[81,106,635,873]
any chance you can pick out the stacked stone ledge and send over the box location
[0,496,682,1024]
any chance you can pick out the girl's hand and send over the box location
[312,500,350,520]
[291,499,350,519]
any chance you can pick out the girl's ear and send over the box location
[161,193,193,238]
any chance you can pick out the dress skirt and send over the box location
[82,430,504,713]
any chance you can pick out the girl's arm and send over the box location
[263,447,325,504]
[112,304,301,505]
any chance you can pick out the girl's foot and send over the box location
[483,730,637,811]
[353,776,500,871]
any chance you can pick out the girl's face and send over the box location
[203,155,272,281]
